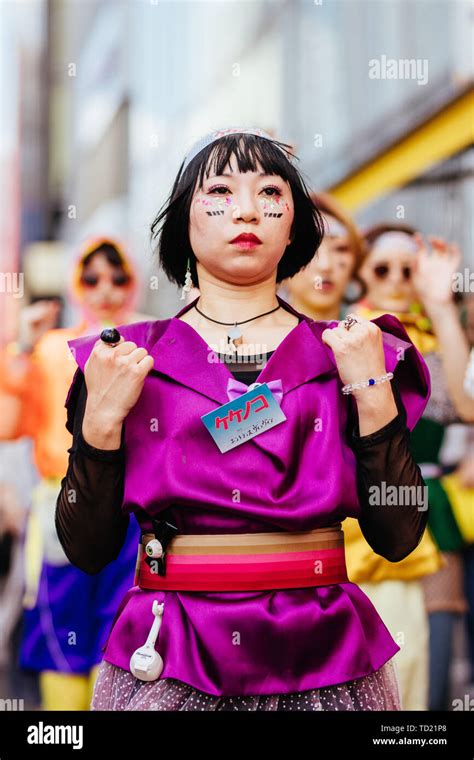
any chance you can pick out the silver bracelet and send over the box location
[341,372,394,395]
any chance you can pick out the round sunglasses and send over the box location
[371,262,412,281]
[80,271,130,288]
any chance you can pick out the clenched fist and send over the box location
[321,315,387,390]
[322,314,398,434]
[82,336,154,449]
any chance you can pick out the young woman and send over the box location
[280,191,367,321]
[356,224,469,710]
[56,128,430,711]
[0,237,147,710]
[284,199,442,711]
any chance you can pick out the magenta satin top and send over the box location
[65,295,431,696]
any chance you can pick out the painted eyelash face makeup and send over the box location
[193,179,291,220]
[194,195,233,216]
[259,194,291,218]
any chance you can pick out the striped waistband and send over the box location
[135,525,349,592]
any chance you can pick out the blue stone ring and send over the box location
[100,327,121,347]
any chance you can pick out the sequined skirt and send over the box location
[90,658,401,711]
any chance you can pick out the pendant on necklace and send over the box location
[227,323,243,349]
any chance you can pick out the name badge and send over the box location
[201,383,287,453]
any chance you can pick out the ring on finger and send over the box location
[100,328,121,347]
[342,315,359,331]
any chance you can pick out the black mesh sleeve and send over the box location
[55,372,130,575]
[347,379,429,562]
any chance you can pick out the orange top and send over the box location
[0,235,145,479]
[0,321,90,478]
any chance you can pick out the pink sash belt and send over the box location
[135,525,349,591]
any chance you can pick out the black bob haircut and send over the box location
[150,133,325,287]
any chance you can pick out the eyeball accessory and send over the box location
[144,518,179,576]
[145,538,163,559]
[129,600,164,681]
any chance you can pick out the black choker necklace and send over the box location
[193,300,281,350]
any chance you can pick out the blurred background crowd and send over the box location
[0,0,472,712]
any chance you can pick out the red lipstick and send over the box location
[230,233,262,249]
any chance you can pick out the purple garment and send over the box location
[66,295,430,697]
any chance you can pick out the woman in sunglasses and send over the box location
[284,207,442,711]
[356,224,469,711]
[0,237,149,710]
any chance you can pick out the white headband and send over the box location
[371,231,419,253]
[181,126,292,173]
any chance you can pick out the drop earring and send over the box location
[180,258,194,300]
